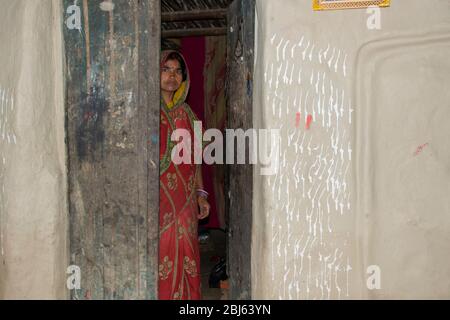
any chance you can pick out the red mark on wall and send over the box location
[296,113,313,130]
[413,143,429,156]
[306,115,313,130]
[295,112,301,128]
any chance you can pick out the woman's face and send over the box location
[161,59,183,94]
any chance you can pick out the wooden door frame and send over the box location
[62,0,254,300]
[226,0,255,300]
[63,0,160,299]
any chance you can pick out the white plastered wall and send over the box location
[253,0,450,299]
[0,0,67,299]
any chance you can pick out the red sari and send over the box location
[159,51,202,300]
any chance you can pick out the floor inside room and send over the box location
[199,228,228,300]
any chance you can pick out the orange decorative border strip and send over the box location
[313,0,390,11]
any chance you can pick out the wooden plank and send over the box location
[226,0,255,300]
[62,0,160,300]
[162,27,227,38]
[161,9,227,22]
[139,0,161,301]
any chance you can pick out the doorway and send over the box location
[63,0,254,300]
[161,0,255,300]
[160,34,228,299]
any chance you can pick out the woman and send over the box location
[159,50,211,300]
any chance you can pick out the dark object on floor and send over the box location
[209,257,228,288]
[198,229,210,244]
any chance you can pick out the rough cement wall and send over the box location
[253,0,450,299]
[0,0,67,299]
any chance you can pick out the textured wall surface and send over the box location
[0,0,449,300]
[252,0,450,299]
[0,0,67,299]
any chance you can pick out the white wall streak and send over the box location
[0,85,16,261]
[263,33,353,299]
[0,87,17,146]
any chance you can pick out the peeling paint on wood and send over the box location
[63,0,160,300]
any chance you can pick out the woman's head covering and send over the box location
[160,50,190,109]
